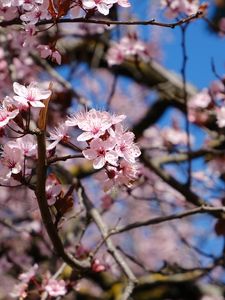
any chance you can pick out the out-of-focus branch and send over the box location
[31,53,90,108]
[76,180,138,300]
[141,152,222,213]
[110,206,225,235]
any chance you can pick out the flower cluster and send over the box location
[0,82,51,128]
[106,33,159,66]
[66,109,141,191]
[161,0,199,18]
[188,79,225,127]
[11,264,67,299]
[0,135,37,183]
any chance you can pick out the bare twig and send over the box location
[180,24,192,187]
[109,206,225,235]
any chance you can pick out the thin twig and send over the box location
[110,206,225,235]
[0,11,203,28]
[180,24,192,187]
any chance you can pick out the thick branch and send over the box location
[35,131,91,270]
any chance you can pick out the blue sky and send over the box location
[161,4,225,89]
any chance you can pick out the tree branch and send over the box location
[35,131,91,270]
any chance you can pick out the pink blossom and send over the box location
[13,81,51,108]
[20,1,50,24]
[117,0,131,7]
[0,98,19,128]
[18,264,38,283]
[0,4,18,20]
[219,17,225,36]
[8,135,37,157]
[10,282,28,299]
[188,89,211,109]
[106,33,158,66]
[95,160,139,191]
[91,259,106,272]
[2,0,24,7]
[0,143,23,182]
[67,109,112,141]
[161,0,199,18]
[44,278,67,297]
[111,124,141,163]
[82,0,117,15]
[46,175,62,206]
[118,159,139,185]
[47,123,70,150]
[66,109,126,141]
[216,107,225,128]
[83,137,118,169]
[95,165,119,191]
[38,45,62,65]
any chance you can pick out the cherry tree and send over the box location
[0,1,225,300]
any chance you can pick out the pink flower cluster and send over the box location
[11,264,67,298]
[161,0,199,18]
[188,79,225,128]
[106,33,159,66]
[0,0,50,23]
[0,82,51,127]
[0,0,131,22]
[66,109,141,191]
[0,135,37,183]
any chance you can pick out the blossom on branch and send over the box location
[161,0,199,18]
[81,0,130,15]
[106,33,160,66]
[13,82,52,109]
[0,98,19,128]
[44,278,67,297]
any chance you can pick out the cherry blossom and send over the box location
[0,98,19,128]
[95,160,139,191]
[82,0,117,15]
[8,135,37,157]
[45,175,62,206]
[188,89,211,109]
[18,264,38,283]
[106,33,159,66]
[112,124,141,163]
[44,278,67,297]
[10,282,28,299]
[117,0,131,7]
[83,137,118,169]
[161,0,199,18]
[0,143,23,182]
[20,1,50,24]
[216,107,225,128]
[47,123,70,151]
[38,45,62,65]
[13,81,51,109]
[67,109,115,141]
[91,259,106,272]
